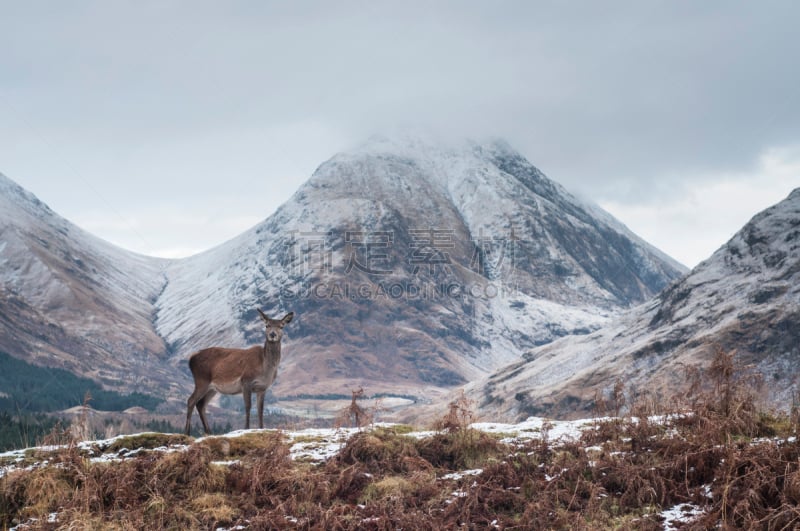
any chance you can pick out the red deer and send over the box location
[184,310,294,435]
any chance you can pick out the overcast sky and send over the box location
[1,1,798,267]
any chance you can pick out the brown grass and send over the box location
[2,348,798,529]
[334,387,374,429]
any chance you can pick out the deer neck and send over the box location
[262,339,282,364]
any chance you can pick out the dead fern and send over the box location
[335,387,373,429]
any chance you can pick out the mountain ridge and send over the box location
[0,172,177,399]
[151,137,686,400]
[467,187,800,420]
[0,138,687,413]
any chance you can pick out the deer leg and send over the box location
[257,391,265,429]
[197,390,216,435]
[185,386,208,436]
[242,385,252,429]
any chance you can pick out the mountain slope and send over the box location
[0,173,176,399]
[1,137,688,411]
[471,188,800,420]
[153,136,687,401]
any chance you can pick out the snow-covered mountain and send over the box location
[153,136,686,400]
[1,136,687,409]
[471,188,800,420]
[0,173,180,397]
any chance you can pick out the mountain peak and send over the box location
[344,133,521,169]
[314,135,568,214]
[154,136,687,403]
[1,140,688,417]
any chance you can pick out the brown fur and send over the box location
[185,310,294,435]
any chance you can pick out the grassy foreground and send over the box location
[2,350,799,529]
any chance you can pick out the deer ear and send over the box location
[257,309,269,322]
[281,312,294,325]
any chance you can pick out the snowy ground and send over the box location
[1,416,707,530]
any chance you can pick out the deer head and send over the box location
[258,310,294,343]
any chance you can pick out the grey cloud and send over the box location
[1,1,797,259]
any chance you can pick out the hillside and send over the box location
[154,136,687,404]
[469,188,800,420]
[1,137,687,415]
[0,174,177,398]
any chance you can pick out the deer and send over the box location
[184,310,294,435]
